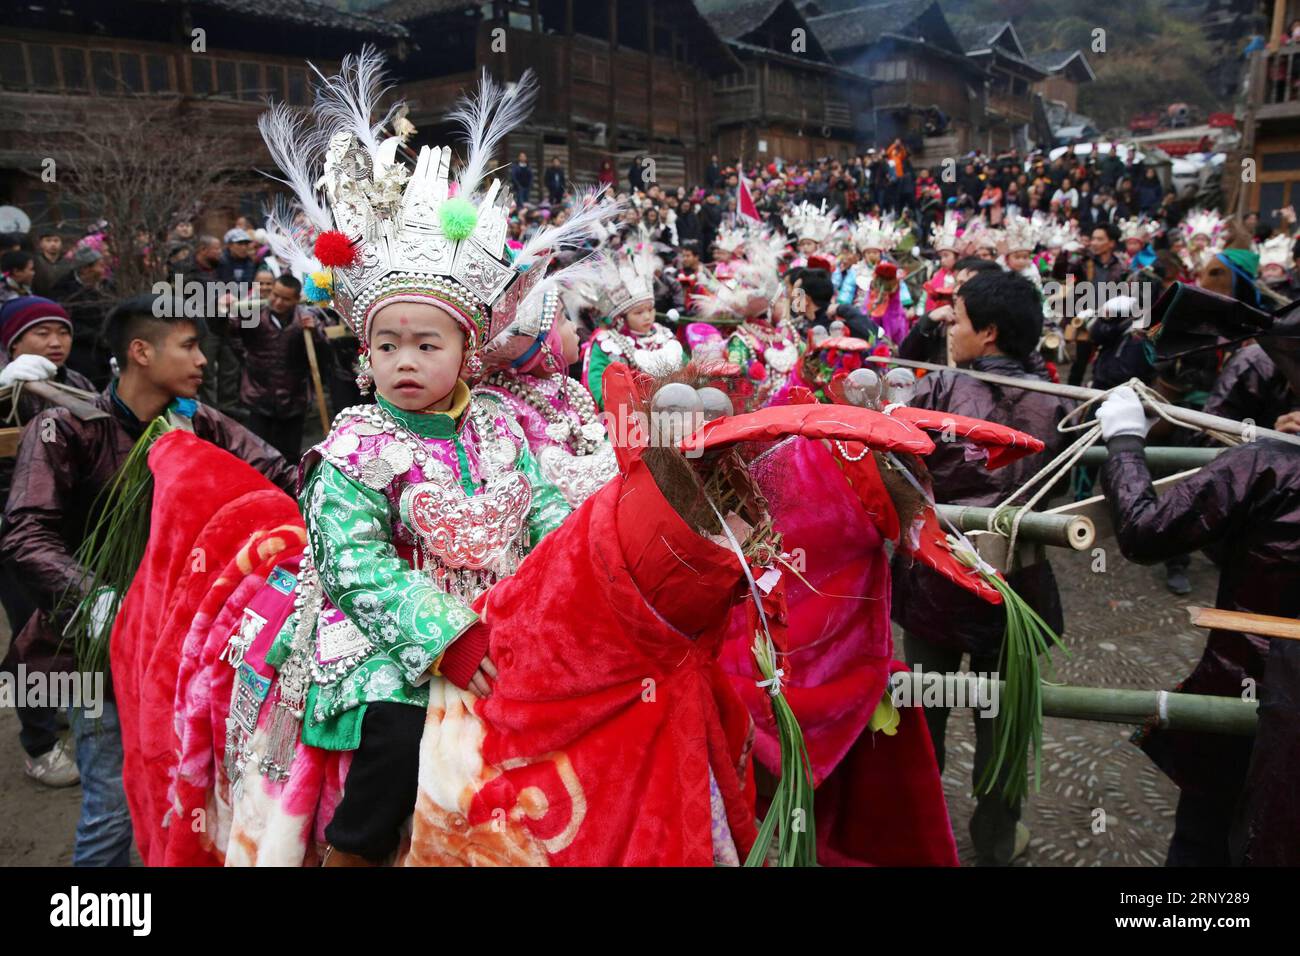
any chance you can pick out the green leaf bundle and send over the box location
[956,550,1069,806]
[744,634,817,867]
[59,416,171,675]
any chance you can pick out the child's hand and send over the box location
[467,655,497,698]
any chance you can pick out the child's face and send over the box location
[624,302,655,334]
[369,302,467,412]
[556,314,581,367]
[1007,250,1032,271]
[940,250,956,269]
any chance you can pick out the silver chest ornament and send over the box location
[400,469,532,571]
[763,340,798,374]
[537,441,619,507]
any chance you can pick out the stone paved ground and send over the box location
[925,544,1219,867]
[0,508,1222,868]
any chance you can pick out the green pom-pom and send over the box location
[440,197,478,241]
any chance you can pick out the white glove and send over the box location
[88,587,119,639]
[0,353,57,387]
[1097,386,1151,441]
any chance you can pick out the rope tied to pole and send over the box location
[985,378,1227,565]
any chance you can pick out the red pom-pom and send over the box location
[874,262,898,280]
[872,343,892,358]
[314,230,357,269]
[748,360,767,381]
[843,353,862,371]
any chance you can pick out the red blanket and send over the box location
[720,437,958,867]
[112,431,306,866]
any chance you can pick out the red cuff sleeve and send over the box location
[438,620,491,690]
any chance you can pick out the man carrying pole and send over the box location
[1096,386,1300,866]
[891,269,1076,865]
[229,273,328,463]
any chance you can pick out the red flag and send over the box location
[738,173,760,222]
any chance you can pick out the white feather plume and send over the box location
[256,103,333,232]
[693,230,784,322]
[262,195,317,278]
[513,186,623,269]
[446,68,539,199]
[310,45,398,168]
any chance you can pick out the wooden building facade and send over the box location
[959,21,1049,153]
[0,0,405,234]
[698,0,873,164]
[380,0,739,196]
[806,0,986,159]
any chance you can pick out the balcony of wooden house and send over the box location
[0,30,325,171]
[1247,43,1300,123]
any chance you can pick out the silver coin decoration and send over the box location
[360,456,396,490]
[695,386,734,422]
[330,432,361,457]
[381,441,414,475]
[885,367,917,406]
[844,368,883,408]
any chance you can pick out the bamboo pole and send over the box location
[1076,445,1225,470]
[1046,468,1199,542]
[1188,606,1300,641]
[935,503,1095,550]
[303,326,330,437]
[0,380,109,422]
[865,355,1300,448]
[893,671,1258,736]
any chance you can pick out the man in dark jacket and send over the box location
[892,269,1075,865]
[50,247,114,388]
[510,152,532,207]
[1097,386,1300,865]
[0,296,96,788]
[230,273,323,463]
[32,231,67,297]
[544,158,566,206]
[186,234,245,420]
[628,155,647,194]
[704,154,722,190]
[0,293,294,866]
[216,228,261,285]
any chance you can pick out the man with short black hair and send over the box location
[231,273,324,462]
[1069,223,1126,387]
[0,293,294,867]
[1,250,36,303]
[892,269,1076,866]
[899,257,1002,363]
[50,247,113,388]
[32,231,66,297]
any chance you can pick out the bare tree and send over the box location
[26,96,248,296]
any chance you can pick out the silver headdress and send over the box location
[566,240,661,323]
[782,200,841,245]
[480,188,624,374]
[693,231,784,322]
[256,50,582,377]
